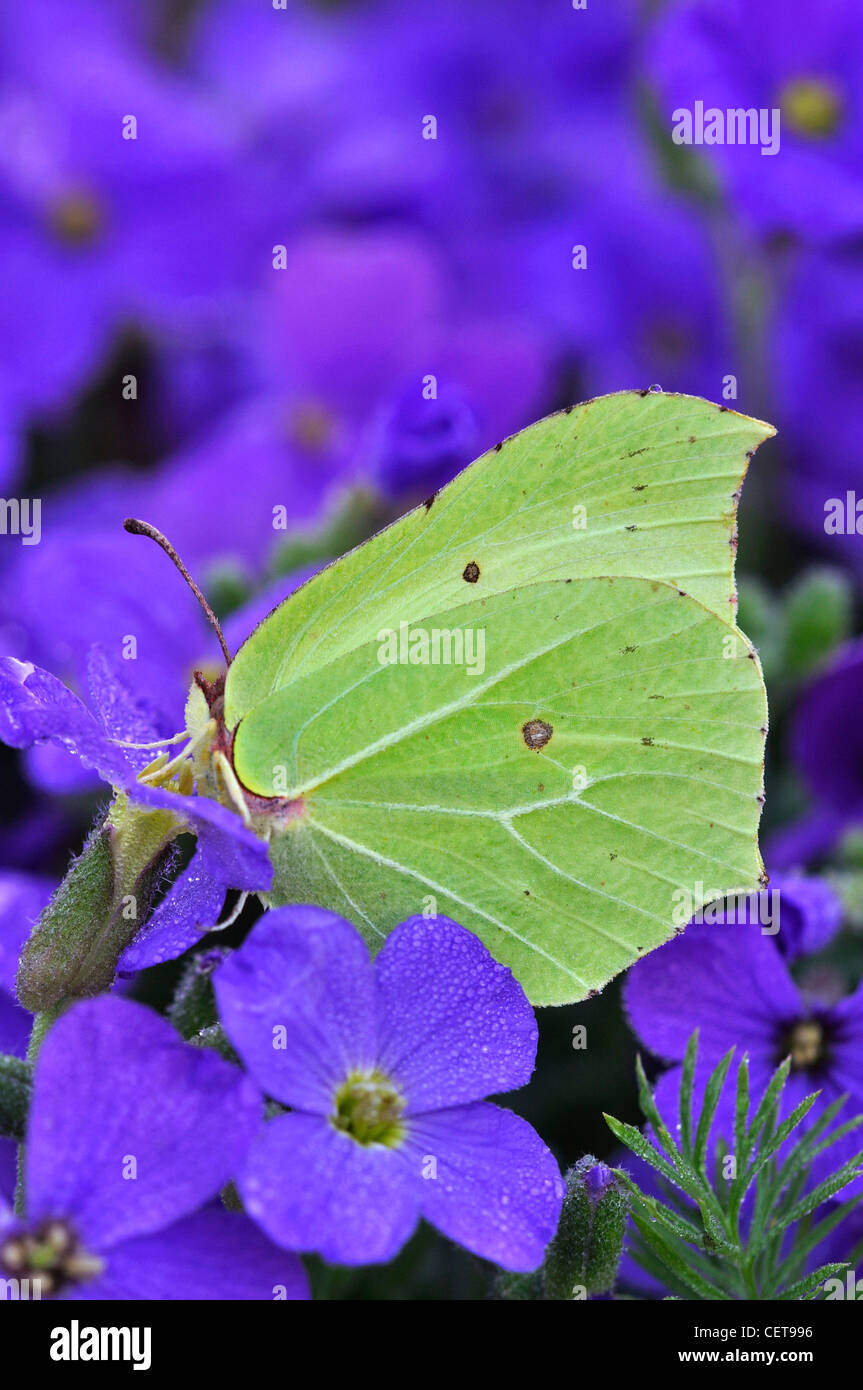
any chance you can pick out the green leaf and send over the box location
[744,1091,821,1182]
[629,1205,730,1300]
[609,1030,863,1301]
[679,1029,699,1158]
[604,1114,687,1192]
[776,1264,850,1301]
[636,1053,681,1161]
[223,392,773,1003]
[694,1047,736,1175]
[747,1057,791,1147]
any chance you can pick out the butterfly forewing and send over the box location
[224,391,774,728]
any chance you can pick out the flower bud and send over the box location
[16,797,178,1012]
[543,1155,629,1299]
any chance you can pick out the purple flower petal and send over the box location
[133,787,273,894]
[771,874,843,961]
[0,657,129,786]
[26,996,261,1251]
[624,920,803,1062]
[405,1102,564,1272]
[767,808,852,873]
[585,1162,615,1199]
[86,645,162,772]
[57,1208,308,1301]
[831,980,863,1101]
[375,915,538,1112]
[0,872,52,1054]
[239,1110,419,1267]
[0,652,273,970]
[791,642,863,818]
[117,847,226,974]
[215,906,378,1113]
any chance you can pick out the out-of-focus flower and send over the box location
[216,907,564,1269]
[0,995,308,1299]
[624,918,863,1193]
[772,249,863,582]
[171,228,551,516]
[571,188,736,400]
[0,0,258,422]
[769,642,863,867]
[768,873,843,960]
[0,482,317,801]
[648,0,863,246]
[194,0,642,232]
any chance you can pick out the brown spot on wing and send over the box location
[522,719,553,750]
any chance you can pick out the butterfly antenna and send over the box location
[123,518,232,666]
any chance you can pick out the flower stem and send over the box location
[14,1004,67,1216]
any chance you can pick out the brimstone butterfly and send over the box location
[139,390,774,1006]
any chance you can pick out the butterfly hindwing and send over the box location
[233,575,767,1005]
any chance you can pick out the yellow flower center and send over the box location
[0,1219,103,1296]
[333,1071,406,1147]
[288,402,335,454]
[51,192,103,245]
[788,1019,824,1070]
[780,78,842,138]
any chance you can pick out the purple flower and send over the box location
[168,228,551,513]
[771,249,863,583]
[769,642,863,868]
[0,1,257,423]
[584,1162,616,1201]
[624,918,863,1194]
[577,188,736,401]
[791,642,863,819]
[0,481,317,799]
[215,907,564,1270]
[0,996,307,1299]
[0,648,272,973]
[0,475,217,793]
[770,873,843,961]
[193,0,641,231]
[648,0,863,246]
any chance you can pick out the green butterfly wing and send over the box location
[225,391,774,1005]
[226,391,769,722]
